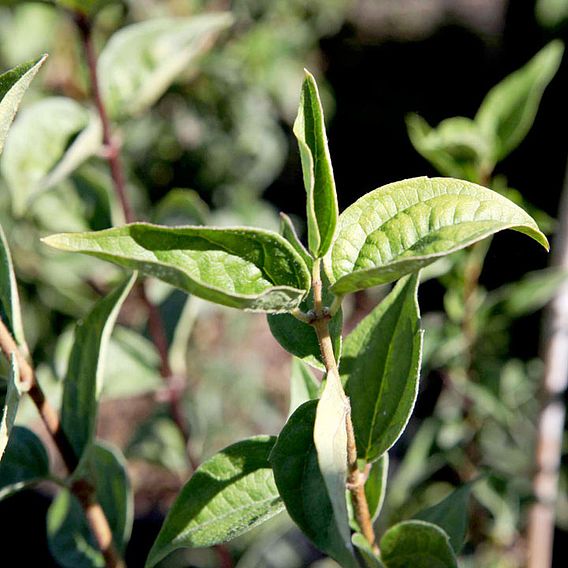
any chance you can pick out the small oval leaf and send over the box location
[146,436,283,568]
[43,224,311,313]
[328,176,548,295]
[342,274,422,462]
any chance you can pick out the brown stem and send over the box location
[311,260,378,554]
[0,318,124,567]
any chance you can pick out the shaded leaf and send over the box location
[294,69,338,257]
[0,426,50,500]
[343,274,422,462]
[2,97,102,215]
[99,14,233,118]
[414,484,472,553]
[279,212,313,270]
[61,274,136,463]
[43,223,311,313]
[328,176,548,295]
[380,520,457,568]
[153,188,209,226]
[476,41,564,161]
[47,442,133,567]
[0,355,22,461]
[0,54,46,154]
[365,453,389,523]
[270,401,358,568]
[288,357,320,416]
[352,533,386,568]
[146,436,283,568]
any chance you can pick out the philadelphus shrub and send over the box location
[0,48,549,568]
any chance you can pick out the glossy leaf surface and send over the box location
[343,274,422,461]
[44,224,311,313]
[147,436,282,567]
[329,177,548,295]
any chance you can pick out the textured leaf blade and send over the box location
[0,54,46,154]
[0,426,50,500]
[329,176,548,295]
[0,224,26,346]
[270,401,358,568]
[343,274,422,462]
[146,436,283,568]
[294,70,338,257]
[380,520,457,568]
[414,484,472,553]
[47,442,132,567]
[61,274,136,462]
[2,97,102,215]
[43,224,311,313]
[99,14,232,118]
[0,355,22,461]
[476,40,564,161]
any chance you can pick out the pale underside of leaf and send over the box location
[329,176,548,295]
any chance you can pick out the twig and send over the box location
[526,158,568,568]
[0,318,124,568]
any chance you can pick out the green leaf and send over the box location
[288,357,320,416]
[47,442,133,567]
[0,54,46,154]
[406,114,492,182]
[61,274,136,463]
[153,188,210,226]
[270,401,358,568]
[342,274,422,462]
[537,0,568,28]
[126,410,190,476]
[0,355,22,461]
[267,273,341,369]
[55,0,114,15]
[0,224,26,347]
[2,97,102,215]
[43,223,311,313]
[279,212,313,270]
[0,426,50,501]
[352,533,386,568]
[328,176,548,295]
[364,453,389,523]
[380,520,457,568]
[99,14,233,119]
[414,484,472,553]
[476,41,564,162]
[294,69,338,257]
[146,436,283,568]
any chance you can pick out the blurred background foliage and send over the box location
[1,0,568,567]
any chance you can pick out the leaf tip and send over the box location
[41,234,69,250]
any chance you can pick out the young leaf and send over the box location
[352,533,386,568]
[98,14,233,119]
[414,484,472,553]
[288,357,320,416]
[0,225,26,347]
[270,401,358,568]
[0,426,50,501]
[342,274,422,462]
[0,355,22,461]
[61,274,136,463]
[279,212,313,270]
[328,176,548,295]
[476,40,564,162]
[43,224,311,313]
[379,520,458,568]
[47,442,133,567]
[0,54,46,154]
[294,70,338,257]
[2,97,102,215]
[146,436,283,568]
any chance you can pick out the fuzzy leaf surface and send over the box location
[294,70,338,257]
[43,224,311,313]
[329,177,548,295]
[61,274,136,463]
[476,40,564,161]
[146,436,283,568]
[343,274,422,461]
[0,54,46,154]
[270,401,358,568]
[99,14,232,118]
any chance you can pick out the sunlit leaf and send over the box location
[288,357,320,416]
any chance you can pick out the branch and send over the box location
[0,318,124,568]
